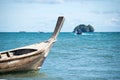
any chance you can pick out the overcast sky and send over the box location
[0,0,120,32]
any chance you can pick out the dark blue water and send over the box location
[0,32,120,80]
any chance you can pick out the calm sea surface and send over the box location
[0,32,120,80]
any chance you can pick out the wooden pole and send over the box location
[52,16,65,40]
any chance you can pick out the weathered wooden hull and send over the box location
[0,40,54,73]
[0,52,44,73]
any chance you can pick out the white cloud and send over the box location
[106,17,120,26]
[110,18,119,23]
[14,0,64,4]
[42,0,64,4]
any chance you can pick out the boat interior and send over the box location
[0,49,37,59]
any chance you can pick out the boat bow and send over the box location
[0,16,65,73]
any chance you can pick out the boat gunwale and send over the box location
[0,42,44,54]
[0,49,44,62]
[0,38,55,62]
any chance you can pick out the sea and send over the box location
[0,32,120,80]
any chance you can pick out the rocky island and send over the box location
[73,24,95,34]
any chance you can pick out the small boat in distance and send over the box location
[0,16,65,73]
[19,31,26,33]
[38,31,44,33]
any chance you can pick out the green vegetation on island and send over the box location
[73,24,95,34]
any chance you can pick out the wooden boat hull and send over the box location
[0,40,54,73]
[0,53,45,73]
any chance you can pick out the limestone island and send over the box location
[73,24,95,34]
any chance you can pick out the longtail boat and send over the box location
[0,16,65,73]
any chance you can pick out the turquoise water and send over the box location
[0,32,120,80]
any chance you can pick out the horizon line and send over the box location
[0,31,120,33]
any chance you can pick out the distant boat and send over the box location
[38,31,44,33]
[19,31,26,33]
[74,29,82,35]
[0,16,65,73]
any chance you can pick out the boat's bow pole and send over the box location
[51,16,65,40]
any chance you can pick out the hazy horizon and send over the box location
[0,0,120,32]
[0,31,120,33]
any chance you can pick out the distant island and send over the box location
[73,24,95,34]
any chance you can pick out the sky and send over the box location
[0,0,120,32]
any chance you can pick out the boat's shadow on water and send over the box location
[0,70,47,80]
